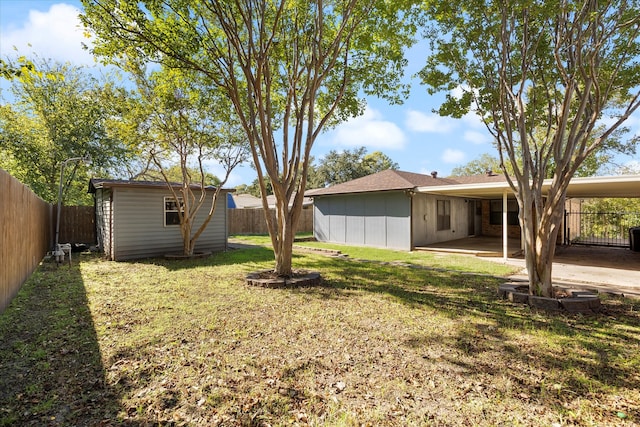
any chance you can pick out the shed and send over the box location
[89,179,232,260]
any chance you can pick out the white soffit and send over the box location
[416,175,640,199]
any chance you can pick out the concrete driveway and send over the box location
[491,245,640,298]
[420,237,640,298]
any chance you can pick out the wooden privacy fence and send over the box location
[53,205,96,244]
[228,208,313,235]
[1,169,52,313]
[0,171,312,312]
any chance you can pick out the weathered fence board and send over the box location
[1,169,52,313]
[54,205,96,244]
[228,208,313,235]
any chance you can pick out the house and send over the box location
[306,170,501,251]
[306,169,640,256]
[230,193,263,209]
[89,179,232,261]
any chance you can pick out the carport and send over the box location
[416,174,640,260]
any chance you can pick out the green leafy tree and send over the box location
[450,153,505,177]
[308,147,399,188]
[81,0,419,276]
[120,64,249,256]
[0,56,38,80]
[138,165,221,187]
[237,177,274,198]
[0,57,131,204]
[420,0,640,297]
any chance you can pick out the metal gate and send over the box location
[564,211,640,247]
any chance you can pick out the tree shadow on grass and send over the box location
[131,244,277,272]
[0,255,137,426]
[297,254,640,400]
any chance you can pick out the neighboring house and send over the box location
[306,169,640,255]
[230,193,313,209]
[89,179,232,261]
[230,193,263,209]
[264,192,314,209]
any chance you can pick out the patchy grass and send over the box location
[1,247,639,426]
[233,234,518,276]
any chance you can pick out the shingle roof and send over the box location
[448,173,508,185]
[304,170,508,196]
[305,170,458,196]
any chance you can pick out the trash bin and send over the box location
[630,227,640,252]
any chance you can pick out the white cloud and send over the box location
[622,160,640,174]
[1,3,95,65]
[460,111,487,129]
[464,130,491,145]
[329,107,406,150]
[441,148,465,164]
[405,110,456,133]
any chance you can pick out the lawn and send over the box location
[1,243,639,426]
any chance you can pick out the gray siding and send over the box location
[313,191,411,250]
[109,187,227,260]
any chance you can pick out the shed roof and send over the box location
[88,178,234,193]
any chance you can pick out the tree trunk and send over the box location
[271,198,298,277]
[181,220,194,256]
[520,191,565,297]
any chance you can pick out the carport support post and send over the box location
[503,191,508,261]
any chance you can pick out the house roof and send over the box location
[88,178,234,193]
[231,193,263,208]
[265,192,314,208]
[305,169,640,200]
[305,169,460,196]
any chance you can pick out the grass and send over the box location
[0,243,639,426]
[233,234,517,276]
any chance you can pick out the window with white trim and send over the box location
[437,200,451,231]
[164,196,184,226]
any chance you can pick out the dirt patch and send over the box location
[164,251,212,260]
[245,269,323,288]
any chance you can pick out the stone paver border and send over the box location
[246,269,323,288]
[498,282,601,314]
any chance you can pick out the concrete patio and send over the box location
[418,236,640,298]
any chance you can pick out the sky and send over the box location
[2,1,639,187]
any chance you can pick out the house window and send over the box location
[164,196,183,226]
[489,199,519,226]
[437,200,451,231]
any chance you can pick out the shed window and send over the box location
[490,199,519,226]
[437,200,451,231]
[164,196,183,226]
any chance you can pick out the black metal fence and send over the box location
[565,211,640,247]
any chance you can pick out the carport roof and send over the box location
[416,174,640,199]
